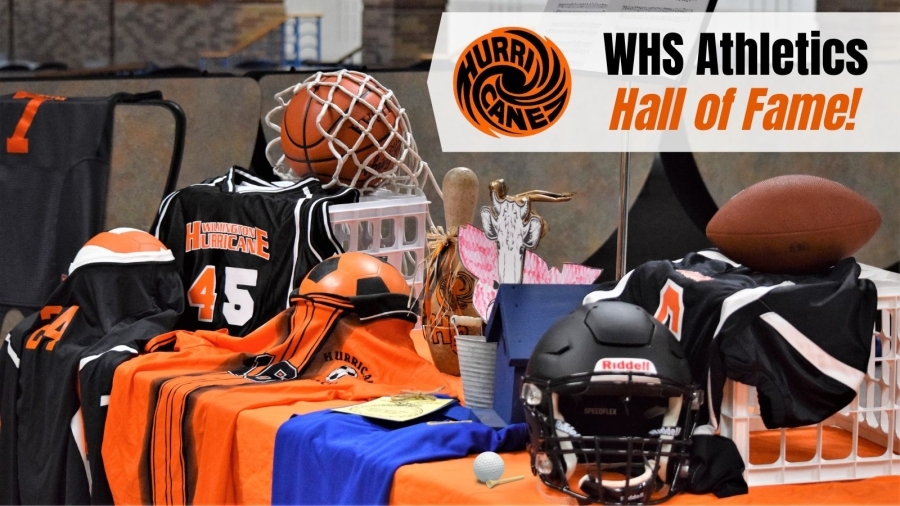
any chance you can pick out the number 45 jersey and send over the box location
[152,167,358,336]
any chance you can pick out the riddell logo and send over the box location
[649,427,682,437]
[595,358,658,375]
[453,27,571,137]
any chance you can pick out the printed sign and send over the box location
[428,12,900,152]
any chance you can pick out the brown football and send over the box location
[706,175,881,274]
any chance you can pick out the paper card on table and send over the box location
[332,396,455,422]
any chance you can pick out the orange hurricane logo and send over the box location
[453,27,571,137]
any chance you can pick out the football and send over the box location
[705,175,881,274]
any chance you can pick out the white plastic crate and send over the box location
[720,264,900,486]
[327,188,428,298]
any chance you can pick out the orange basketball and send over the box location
[280,71,404,187]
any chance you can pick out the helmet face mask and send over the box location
[522,302,703,505]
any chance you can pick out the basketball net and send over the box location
[265,70,442,206]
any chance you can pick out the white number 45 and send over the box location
[188,266,258,326]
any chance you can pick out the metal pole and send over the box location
[294,17,300,66]
[615,149,630,281]
[615,79,632,281]
[316,16,321,63]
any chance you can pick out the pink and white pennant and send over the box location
[457,224,602,319]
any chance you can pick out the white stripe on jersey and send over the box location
[234,182,316,194]
[308,198,329,263]
[288,196,314,308]
[694,250,741,266]
[307,186,356,263]
[357,309,417,321]
[760,312,864,391]
[231,167,267,186]
[712,282,794,339]
[4,333,18,368]
[154,190,181,238]
[707,373,717,432]
[706,281,797,430]
[193,173,230,188]
[582,270,634,304]
[230,167,317,194]
[320,201,343,255]
[78,345,139,371]
[225,168,235,192]
[70,408,92,493]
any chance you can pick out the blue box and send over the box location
[479,283,601,427]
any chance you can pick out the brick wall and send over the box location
[874,0,900,10]
[362,0,395,66]
[6,0,286,69]
[11,0,110,67]
[362,0,447,67]
[818,0,900,11]
[115,1,234,67]
[6,0,900,69]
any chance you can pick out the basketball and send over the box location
[280,71,404,187]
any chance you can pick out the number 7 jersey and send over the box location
[583,250,877,431]
[152,167,358,336]
[0,91,155,309]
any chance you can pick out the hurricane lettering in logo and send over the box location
[454,27,571,137]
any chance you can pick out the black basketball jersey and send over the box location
[152,167,358,336]
[0,91,158,309]
[584,250,876,431]
[0,242,183,505]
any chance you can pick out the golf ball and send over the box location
[473,451,505,482]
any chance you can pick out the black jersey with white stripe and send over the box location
[0,249,183,505]
[152,167,359,336]
[584,250,876,431]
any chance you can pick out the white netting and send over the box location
[265,69,442,201]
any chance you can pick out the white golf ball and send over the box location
[473,451,505,482]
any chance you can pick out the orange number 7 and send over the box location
[6,91,66,154]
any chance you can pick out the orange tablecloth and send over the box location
[232,401,899,504]
[391,451,900,505]
[226,333,899,504]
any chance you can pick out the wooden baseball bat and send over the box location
[442,167,479,234]
[424,167,481,375]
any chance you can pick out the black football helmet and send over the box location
[522,301,703,505]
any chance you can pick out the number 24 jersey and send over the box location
[152,167,358,336]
